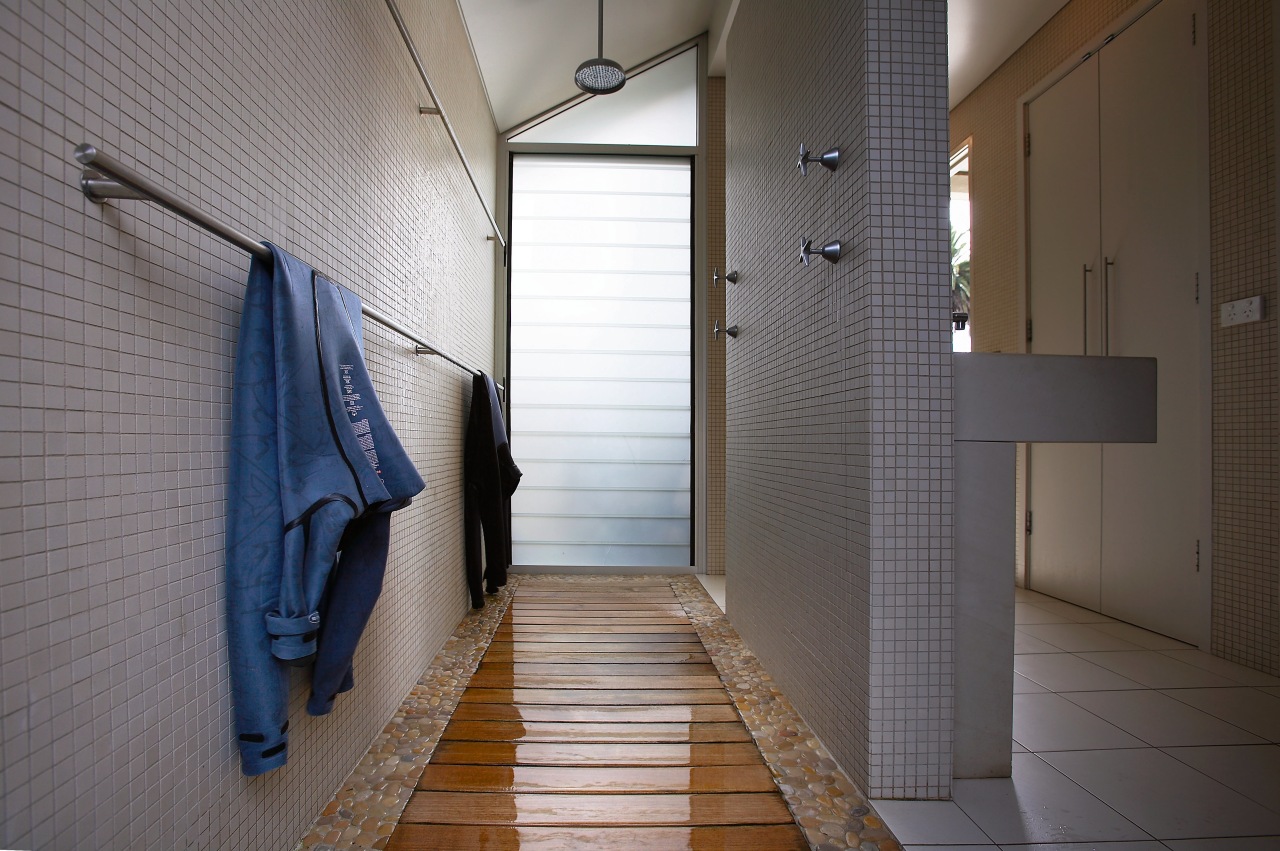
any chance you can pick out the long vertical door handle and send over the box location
[1082,264,1092,355]
[1103,257,1115,355]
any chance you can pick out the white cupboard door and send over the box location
[1027,54,1103,609]
[1098,0,1207,644]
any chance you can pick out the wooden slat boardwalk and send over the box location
[387,578,807,850]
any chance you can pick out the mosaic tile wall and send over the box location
[0,1,498,848]
[951,0,1279,676]
[724,0,954,799]
[1207,0,1278,676]
[706,77,726,576]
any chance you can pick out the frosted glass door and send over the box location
[509,155,692,567]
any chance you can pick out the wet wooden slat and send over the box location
[495,623,696,634]
[491,627,701,639]
[450,704,741,723]
[515,583,675,589]
[388,823,809,851]
[466,673,723,690]
[430,741,765,767]
[475,662,719,677]
[481,648,710,663]
[513,594,680,603]
[441,721,752,743]
[517,578,674,586]
[417,763,779,794]
[507,615,691,625]
[461,688,731,706]
[506,603,687,612]
[389,823,808,851]
[400,791,791,826]
[487,640,707,653]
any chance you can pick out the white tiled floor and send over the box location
[874,587,1280,850]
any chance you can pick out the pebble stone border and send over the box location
[294,573,903,851]
[668,575,902,851]
[294,581,517,851]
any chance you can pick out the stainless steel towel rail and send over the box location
[73,142,499,387]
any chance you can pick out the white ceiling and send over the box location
[458,0,1072,133]
[947,0,1071,109]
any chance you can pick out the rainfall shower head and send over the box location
[574,0,626,95]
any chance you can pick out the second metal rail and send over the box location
[384,0,506,248]
[73,142,499,388]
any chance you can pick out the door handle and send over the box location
[1104,257,1115,355]
[1083,263,1092,355]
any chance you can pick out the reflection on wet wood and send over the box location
[387,823,810,850]
[451,704,741,723]
[507,615,691,625]
[441,720,752,743]
[491,631,700,643]
[386,579,805,851]
[461,688,732,705]
[401,791,792,825]
[466,673,723,690]
[495,623,697,634]
[506,603,688,613]
[509,596,680,604]
[487,640,707,653]
[481,649,710,663]
[431,741,765,767]
[476,661,718,676]
[418,764,778,794]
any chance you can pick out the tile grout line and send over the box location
[668,575,902,851]
[295,578,521,851]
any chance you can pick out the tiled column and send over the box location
[725,0,952,798]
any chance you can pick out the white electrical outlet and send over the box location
[1221,295,1264,328]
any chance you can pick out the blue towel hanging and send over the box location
[225,243,424,776]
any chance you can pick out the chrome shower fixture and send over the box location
[713,267,739,287]
[575,0,626,94]
[800,238,842,266]
[797,144,841,176]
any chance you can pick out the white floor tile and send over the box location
[1014,673,1048,694]
[1060,689,1266,747]
[905,845,997,850]
[1012,740,1028,753]
[1018,623,1146,653]
[1163,744,1280,813]
[1015,603,1074,625]
[1086,621,1193,650]
[952,754,1150,844]
[1013,693,1146,751]
[871,800,992,846]
[1040,748,1280,839]
[1161,688,1280,742]
[1159,649,1280,687]
[1014,587,1039,602]
[1022,597,1117,624]
[1075,651,1239,689]
[1015,630,1067,655]
[1014,653,1145,692]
